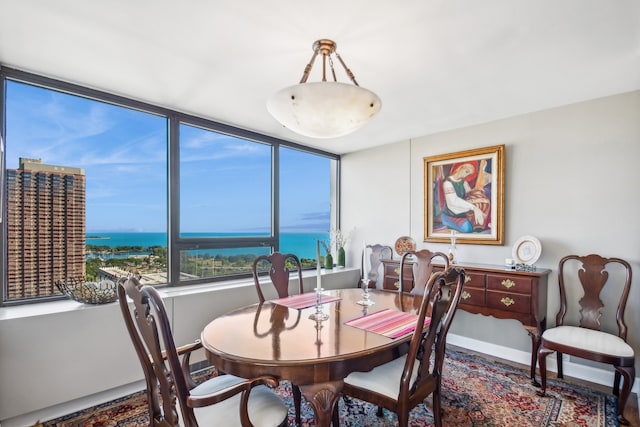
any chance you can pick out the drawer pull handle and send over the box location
[501,297,515,307]
[464,275,472,284]
[461,291,471,300]
[394,267,401,275]
[394,281,400,289]
[501,279,516,289]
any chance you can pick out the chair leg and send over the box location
[397,410,409,427]
[536,346,554,396]
[613,370,621,394]
[556,352,564,378]
[376,406,383,417]
[432,385,443,427]
[332,398,340,426]
[293,384,302,426]
[614,365,635,425]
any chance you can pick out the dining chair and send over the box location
[251,252,304,425]
[399,249,449,295]
[338,266,466,427]
[252,252,304,302]
[117,277,289,427]
[362,244,393,288]
[536,254,634,425]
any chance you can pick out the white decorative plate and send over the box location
[512,235,542,265]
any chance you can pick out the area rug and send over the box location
[38,349,618,426]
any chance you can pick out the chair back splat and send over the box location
[340,266,466,427]
[536,254,634,425]
[362,244,393,288]
[118,277,288,427]
[399,249,449,295]
[252,252,304,303]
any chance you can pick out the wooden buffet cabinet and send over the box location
[380,258,551,382]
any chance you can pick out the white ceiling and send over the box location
[1,0,639,154]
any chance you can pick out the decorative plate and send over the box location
[512,235,542,265]
[394,236,416,256]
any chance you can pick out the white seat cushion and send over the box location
[542,325,634,358]
[344,355,416,399]
[185,374,288,427]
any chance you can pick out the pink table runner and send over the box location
[345,308,430,339]
[271,292,341,310]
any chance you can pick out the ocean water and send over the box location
[86,232,329,260]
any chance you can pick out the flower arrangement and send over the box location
[320,239,332,255]
[331,228,353,250]
[331,228,353,268]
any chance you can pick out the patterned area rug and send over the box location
[38,349,618,426]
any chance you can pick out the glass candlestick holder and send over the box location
[309,291,330,321]
[356,279,375,306]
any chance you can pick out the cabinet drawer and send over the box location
[386,264,413,279]
[463,271,486,288]
[458,286,485,307]
[487,274,532,294]
[486,291,531,314]
[435,267,485,288]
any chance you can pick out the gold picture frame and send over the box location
[424,144,504,245]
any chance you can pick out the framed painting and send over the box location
[424,144,504,245]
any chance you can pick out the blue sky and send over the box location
[6,80,331,233]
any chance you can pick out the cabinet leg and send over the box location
[526,326,542,386]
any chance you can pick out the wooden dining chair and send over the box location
[117,277,289,427]
[399,249,449,295]
[536,254,634,425]
[252,252,304,302]
[251,252,304,425]
[362,244,393,288]
[338,266,466,427]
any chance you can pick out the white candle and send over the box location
[363,240,368,279]
[316,240,322,291]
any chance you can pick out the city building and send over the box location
[5,158,85,299]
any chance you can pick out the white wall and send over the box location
[342,90,640,359]
[0,268,360,423]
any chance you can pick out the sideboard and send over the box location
[380,258,550,383]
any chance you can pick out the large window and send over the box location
[0,68,339,305]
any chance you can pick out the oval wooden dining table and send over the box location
[200,288,422,427]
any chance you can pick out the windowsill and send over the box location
[0,267,359,321]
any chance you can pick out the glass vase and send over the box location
[337,246,345,268]
[324,253,333,270]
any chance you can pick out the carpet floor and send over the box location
[37,349,618,426]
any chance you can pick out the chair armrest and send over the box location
[159,339,203,360]
[177,339,204,389]
[177,339,203,355]
[186,375,280,408]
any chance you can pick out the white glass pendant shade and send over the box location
[267,81,382,139]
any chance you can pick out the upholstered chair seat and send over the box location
[541,325,634,358]
[190,375,289,427]
[342,355,419,399]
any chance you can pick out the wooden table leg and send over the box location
[299,380,343,427]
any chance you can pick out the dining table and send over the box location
[200,288,423,427]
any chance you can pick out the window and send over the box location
[0,68,339,305]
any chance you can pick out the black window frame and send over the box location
[0,66,340,305]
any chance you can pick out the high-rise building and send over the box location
[5,158,86,300]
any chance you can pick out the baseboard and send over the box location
[448,333,640,396]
